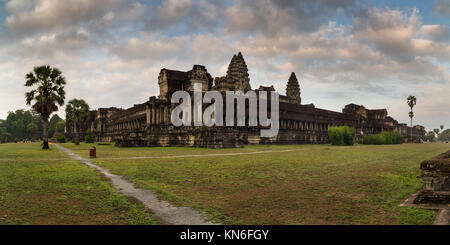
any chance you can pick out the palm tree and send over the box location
[407,96,417,142]
[25,65,66,149]
[65,99,90,145]
[434,128,440,136]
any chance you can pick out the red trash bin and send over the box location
[89,147,96,158]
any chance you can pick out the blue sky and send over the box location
[0,0,449,131]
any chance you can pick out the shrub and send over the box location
[363,131,403,145]
[56,134,66,143]
[362,134,385,145]
[380,131,393,144]
[342,126,356,145]
[84,129,95,143]
[328,126,355,146]
[391,132,403,144]
[329,127,344,145]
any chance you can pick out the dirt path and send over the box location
[54,143,217,225]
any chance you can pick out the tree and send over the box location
[438,129,450,141]
[55,120,65,134]
[65,99,90,145]
[48,114,63,137]
[26,122,38,140]
[433,128,439,142]
[407,96,417,142]
[84,129,95,143]
[2,109,42,142]
[0,132,13,143]
[426,131,435,142]
[25,65,66,149]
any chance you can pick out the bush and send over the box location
[363,131,403,145]
[380,131,393,144]
[391,132,403,144]
[342,126,356,145]
[362,134,386,145]
[84,129,95,143]
[56,134,66,143]
[328,126,355,146]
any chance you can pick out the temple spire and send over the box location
[286,72,301,104]
[226,52,251,92]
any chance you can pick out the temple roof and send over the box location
[162,69,187,81]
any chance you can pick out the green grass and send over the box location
[60,142,449,225]
[0,143,158,225]
[61,141,318,158]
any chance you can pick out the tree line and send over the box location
[0,110,65,143]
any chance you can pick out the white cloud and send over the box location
[421,25,449,42]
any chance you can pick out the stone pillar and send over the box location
[146,105,151,125]
[164,106,169,123]
[154,107,159,125]
[151,107,156,125]
[158,107,162,124]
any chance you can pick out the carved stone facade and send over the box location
[414,151,450,204]
[68,52,426,147]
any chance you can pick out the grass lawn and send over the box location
[61,142,449,225]
[0,143,158,225]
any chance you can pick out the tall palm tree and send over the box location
[25,65,66,149]
[65,99,90,145]
[407,95,417,142]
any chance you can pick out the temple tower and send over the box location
[213,52,251,92]
[227,52,251,92]
[286,72,301,104]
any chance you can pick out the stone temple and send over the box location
[67,52,426,147]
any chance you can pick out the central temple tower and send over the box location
[286,72,301,104]
[213,52,252,92]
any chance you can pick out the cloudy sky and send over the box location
[0,0,449,131]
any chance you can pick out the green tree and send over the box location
[26,122,38,140]
[0,132,13,143]
[55,120,65,134]
[407,95,417,142]
[48,114,63,137]
[84,129,95,143]
[3,109,42,141]
[434,128,440,136]
[0,120,5,134]
[65,99,90,145]
[25,65,66,149]
[438,129,450,141]
[426,131,435,142]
